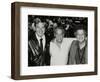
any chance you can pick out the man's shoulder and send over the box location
[71,40,79,46]
[63,38,76,44]
[64,37,76,41]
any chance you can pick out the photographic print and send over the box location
[11,2,97,80]
[28,15,88,66]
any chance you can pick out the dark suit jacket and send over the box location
[67,40,87,65]
[28,30,50,66]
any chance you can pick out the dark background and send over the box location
[28,15,88,41]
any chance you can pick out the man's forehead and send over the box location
[56,29,63,34]
[77,29,84,33]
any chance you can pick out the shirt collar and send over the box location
[54,38,65,44]
[35,33,45,41]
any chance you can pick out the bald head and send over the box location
[54,27,65,43]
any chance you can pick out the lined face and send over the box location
[76,29,86,43]
[35,22,45,37]
[55,28,64,43]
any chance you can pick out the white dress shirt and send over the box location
[50,38,75,65]
[35,33,46,50]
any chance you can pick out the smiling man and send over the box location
[68,25,87,64]
[28,22,50,66]
[50,26,72,65]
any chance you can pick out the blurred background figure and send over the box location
[28,15,87,41]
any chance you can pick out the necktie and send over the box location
[40,38,43,52]
[39,38,44,65]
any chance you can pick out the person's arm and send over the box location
[49,42,54,65]
[67,41,76,65]
[28,40,41,66]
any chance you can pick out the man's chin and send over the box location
[57,40,63,43]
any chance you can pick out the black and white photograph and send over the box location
[28,15,88,66]
[11,2,97,79]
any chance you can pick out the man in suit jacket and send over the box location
[28,22,50,66]
[68,26,87,64]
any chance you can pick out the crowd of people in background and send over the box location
[28,15,87,41]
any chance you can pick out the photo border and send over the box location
[11,2,98,80]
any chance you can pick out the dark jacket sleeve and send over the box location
[67,41,77,65]
[28,40,41,66]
